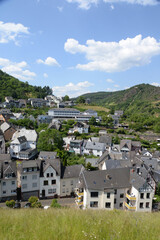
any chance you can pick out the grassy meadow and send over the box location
[0,208,160,240]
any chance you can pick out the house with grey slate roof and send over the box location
[17,160,40,200]
[83,141,106,157]
[75,166,155,212]
[60,164,84,197]
[0,159,17,201]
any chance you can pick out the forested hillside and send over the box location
[81,84,160,108]
[0,70,52,101]
[78,84,160,132]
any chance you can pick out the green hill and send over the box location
[77,84,160,132]
[80,84,160,109]
[0,70,52,102]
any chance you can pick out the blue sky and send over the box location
[0,0,160,97]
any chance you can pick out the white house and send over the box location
[83,141,106,157]
[10,135,37,160]
[12,128,37,149]
[68,122,89,135]
[39,158,61,198]
[75,167,155,212]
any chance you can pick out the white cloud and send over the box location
[110,4,114,9]
[0,21,29,44]
[151,82,160,87]
[66,0,159,9]
[106,87,117,92]
[57,6,63,12]
[0,58,36,81]
[37,57,60,67]
[64,35,160,72]
[106,78,114,83]
[52,81,94,97]
[66,0,99,9]
[43,73,48,78]
[114,84,119,88]
[104,0,158,6]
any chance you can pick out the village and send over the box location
[0,95,160,212]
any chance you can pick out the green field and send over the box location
[0,208,160,240]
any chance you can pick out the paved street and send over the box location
[0,197,77,208]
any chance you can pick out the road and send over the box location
[0,197,77,208]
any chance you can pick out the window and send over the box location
[3,182,6,186]
[90,201,98,208]
[119,203,123,208]
[22,184,27,189]
[146,202,150,208]
[22,176,27,180]
[32,183,37,188]
[140,202,144,208]
[51,173,53,177]
[62,188,65,193]
[107,193,110,199]
[114,198,116,204]
[12,181,15,185]
[62,181,65,187]
[11,189,16,193]
[120,193,124,198]
[140,193,144,199]
[47,173,49,178]
[105,202,111,208]
[44,180,48,186]
[3,191,6,194]
[146,193,150,199]
[114,189,117,194]
[70,180,73,186]
[48,189,56,194]
[52,179,56,185]
[32,175,37,180]
[91,192,99,198]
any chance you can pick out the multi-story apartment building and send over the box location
[75,167,155,212]
[48,108,80,119]
[17,160,40,200]
[0,159,17,201]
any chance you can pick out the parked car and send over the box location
[24,202,31,208]
[13,202,21,209]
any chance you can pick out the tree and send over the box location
[63,95,70,101]
[89,116,97,126]
[77,96,85,104]
[37,129,64,151]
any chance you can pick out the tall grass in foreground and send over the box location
[0,208,159,240]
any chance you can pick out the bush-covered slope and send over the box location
[0,70,52,101]
[80,84,160,109]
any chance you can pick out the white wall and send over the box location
[40,166,60,197]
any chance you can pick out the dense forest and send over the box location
[0,70,52,101]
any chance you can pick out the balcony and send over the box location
[124,202,136,210]
[126,193,136,201]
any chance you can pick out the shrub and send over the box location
[6,200,15,208]
[28,196,38,204]
[50,199,61,208]
[31,201,42,208]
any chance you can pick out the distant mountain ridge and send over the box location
[0,70,52,102]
